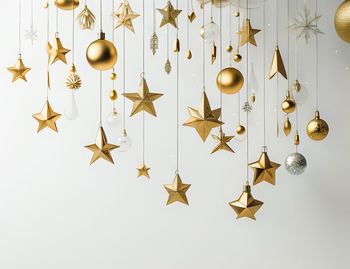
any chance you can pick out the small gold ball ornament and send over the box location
[226,45,233,53]
[109,90,118,101]
[86,31,118,71]
[54,0,79,10]
[216,67,244,95]
[43,1,49,8]
[334,0,350,43]
[236,125,246,135]
[233,51,242,63]
[306,110,329,141]
[187,50,192,59]
[281,93,296,114]
[110,72,117,80]
[235,12,240,17]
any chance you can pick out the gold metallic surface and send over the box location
[122,77,163,117]
[200,25,204,38]
[237,18,261,47]
[32,101,61,133]
[109,90,118,101]
[211,43,217,64]
[281,94,296,114]
[211,128,235,154]
[173,38,180,52]
[294,131,300,146]
[54,0,79,10]
[226,45,233,53]
[113,0,140,33]
[188,11,196,23]
[233,51,242,62]
[183,92,223,142]
[77,5,95,30]
[251,92,256,103]
[43,2,49,8]
[86,35,118,71]
[306,110,329,141]
[110,72,117,80]
[164,173,191,206]
[164,59,171,74]
[66,72,82,90]
[293,79,301,92]
[235,11,240,17]
[269,45,287,80]
[157,1,182,29]
[216,67,244,95]
[7,57,31,82]
[46,38,71,65]
[229,184,263,220]
[85,126,119,165]
[137,163,150,179]
[249,150,281,186]
[150,32,159,55]
[236,124,246,135]
[187,50,192,59]
[335,0,350,43]
[283,117,292,136]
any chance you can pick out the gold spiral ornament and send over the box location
[306,111,329,141]
[54,0,79,10]
[216,67,244,95]
[335,0,350,43]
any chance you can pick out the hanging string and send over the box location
[100,0,103,31]
[295,0,300,152]
[18,0,21,55]
[219,0,223,121]
[186,0,190,50]
[72,2,75,64]
[99,71,102,125]
[111,0,115,109]
[56,5,59,36]
[236,1,240,52]
[263,1,266,147]
[275,0,279,137]
[166,24,169,60]
[202,4,205,92]
[46,2,50,100]
[236,1,241,126]
[176,0,179,172]
[153,0,156,33]
[30,0,33,28]
[229,4,233,67]
[123,23,126,130]
[142,0,145,163]
[315,0,319,111]
[287,0,290,92]
[245,0,249,185]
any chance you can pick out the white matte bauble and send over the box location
[117,131,132,152]
[106,108,121,128]
[202,20,220,43]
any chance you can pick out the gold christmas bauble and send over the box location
[110,72,117,80]
[235,12,240,17]
[54,0,79,10]
[86,33,118,71]
[216,67,244,95]
[200,25,204,39]
[236,124,246,135]
[334,0,350,43]
[226,45,233,53]
[109,90,118,101]
[281,96,296,114]
[306,111,329,141]
[233,52,242,63]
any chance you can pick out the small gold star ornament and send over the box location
[211,128,235,154]
[32,100,61,133]
[137,163,150,179]
[47,37,71,65]
[7,56,31,82]
[229,184,264,220]
[157,1,182,29]
[164,172,191,206]
[269,45,287,80]
[237,18,261,47]
[113,0,140,33]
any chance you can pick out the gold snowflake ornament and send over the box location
[66,65,82,90]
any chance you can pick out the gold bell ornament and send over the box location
[306,111,329,141]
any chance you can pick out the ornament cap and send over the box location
[123,128,127,136]
[315,110,320,119]
[243,184,251,193]
[262,146,268,153]
[98,31,105,40]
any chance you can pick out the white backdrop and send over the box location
[0,0,349,268]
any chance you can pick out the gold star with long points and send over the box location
[164,173,191,206]
[183,91,223,142]
[123,77,163,117]
[137,163,150,179]
[229,185,264,220]
[249,150,281,186]
[237,18,261,47]
[46,37,70,65]
[32,100,61,133]
[269,45,287,80]
[113,0,140,33]
[157,1,182,29]
[7,57,31,82]
[85,126,119,165]
[211,128,235,154]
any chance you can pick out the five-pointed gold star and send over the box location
[137,163,150,179]
[7,57,31,82]
[237,18,261,47]
[164,173,191,206]
[123,77,163,117]
[229,185,264,220]
[249,150,281,186]
[269,45,287,80]
[157,1,182,29]
[32,100,61,133]
[85,126,119,165]
[46,37,70,65]
[211,128,235,154]
[113,0,140,33]
[183,91,223,142]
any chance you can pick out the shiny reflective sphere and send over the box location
[109,90,118,101]
[334,0,350,43]
[306,111,329,141]
[285,152,307,175]
[217,67,244,95]
[117,132,132,152]
[110,72,117,80]
[54,0,79,10]
[233,52,242,63]
[281,97,296,114]
[236,124,246,135]
[86,39,118,71]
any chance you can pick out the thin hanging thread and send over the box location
[56,5,59,35]
[295,0,300,152]
[237,2,241,125]
[186,0,190,50]
[166,24,169,59]
[142,0,145,163]
[219,0,223,122]
[236,1,240,52]
[111,0,116,110]
[263,2,266,147]
[202,4,205,92]
[153,0,156,32]
[245,0,249,184]
[18,0,21,55]
[123,25,126,130]
[99,71,102,125]
[72,3,75,64]
[46,2,50,100]
[315,0,319,111]
[176,0,179,172]
[100,0,102,31]
[275,0,279,137]
[30,0,33,27]
[229,4,233,67]
[287,0,290,92]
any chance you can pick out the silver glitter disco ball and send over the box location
[285,152,307,175]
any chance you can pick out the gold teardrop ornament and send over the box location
[109,90,118,101]
[306,110,329,141]
[251,92,256,103]
[186,50,192,59]
[283,117,292,136]
[54,0,79,10]
[173,38,180,53]
[211,43,217,64]
[200,25,204,39]
[110,72,117,80]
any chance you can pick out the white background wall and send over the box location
[0,0,349,268]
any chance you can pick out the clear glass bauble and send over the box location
[203,21,220,43]
[106,108,121,128]
[117,131,132,152]
[64,91,79,120]
[291,80,308,105]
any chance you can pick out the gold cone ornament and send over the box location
[306,110,329,141]
[86,31,118,71]
[113,0,140,33]
[54,0,79,10]
[164,172,191,206]
[269,45,287,80]
[77,5,95,30]
[137,163,151,179]
[85,126,119,165]
[335,0,350,43]
[283,117,292,136]
[211,128,235,154]
[249,148,281,186]
[157,1,182,29]
[7,56,31,82]
[32,101,61,133]
[229,184,264,220]
[183,91,223,142]
[188,11,196,22]
[237,18,261,47]
[47,37,71,65]
[281,92,296,114]
[216,67,244,95]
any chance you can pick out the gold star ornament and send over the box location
[211,128,235,154]
[229,184,264,220]
[269,45,287,80]
[113,0,140,33]
[164,172,191,206]
[7,56,31,82]
[183,91,223,142]
[237,18,261,47]
[123,76,163,117]
[137,163,150,179]
[157,1,182,29]
[249,149,281,186]
[32,100,61,133]
[85,126,119,165]
[46,37,70,65]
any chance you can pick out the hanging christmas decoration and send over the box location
[157,1,182,29]
[54,0,79,10]
[33,101,62,133]
[211,43,217,64]
[150,0,159,55]
[236,124,245,135]
[200,18,220,43]
[242,101,252,113]
[292,80,308,105]
[216,68,244,95]
[237,18,261,47]
[164,173,191,206]
[25,0,38,45]
[47,37,71,65]
[66,68,82,90]
[281,92,296,114]
[137,163,150,179]
[113,0,140,33]
[186,0,193,59]
[77,2,96,30]
[117,130,132,152]
[283,116,292,136]
[164,25,172,74]
[334,0,350,43]
[188,0,196,22]
[285,152,307,175]
[269,45,287,80]
[211,128,235,154]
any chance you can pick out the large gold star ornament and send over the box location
[123,76,163,117]
[32,100,61,133]
[46,37,70,65]
[183,92,223,142]
[211,128,235,154]
[237,18,261,47]
[85,126,119,165]
[7,57,31,82]
[249,149,281,186]
[113,0,140,33]
[229,184,264,220]
[157,1,182,29]
[137,163,150,179]
[164,173,191,206]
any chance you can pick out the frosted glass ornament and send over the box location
[106,108,121,128]
[117,130,132,152]
[64,92,79,120]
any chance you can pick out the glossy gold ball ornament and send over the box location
[110,72,117,80]
[216,67,244,95]
[86,31,118,71]
[226,45,233,53]
[54,0,79,10]
[281,93,296,114]
[235,12,240,17]
[306,110,329,141]
[236,124,246,135]
[334,0,350,43]
[233,51,242,63]
[109,90,118,101]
